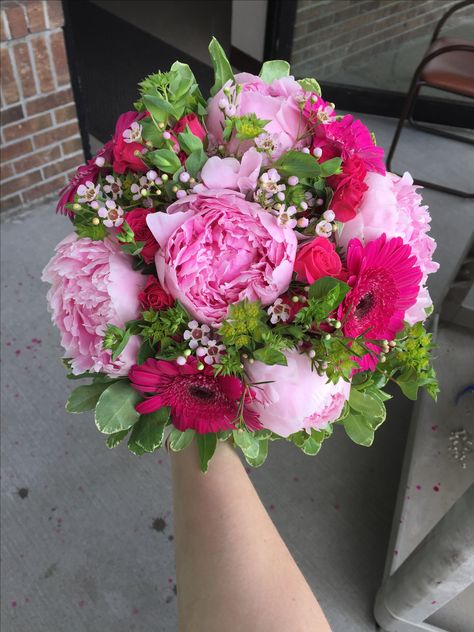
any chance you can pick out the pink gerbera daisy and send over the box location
[129,357,260,434]
[312,114,385,175]
[340,234,423,343]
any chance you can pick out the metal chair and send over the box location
[386,0,474,198]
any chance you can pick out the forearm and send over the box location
[171,440,331,632]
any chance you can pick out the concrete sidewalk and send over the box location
[1,115,473,631]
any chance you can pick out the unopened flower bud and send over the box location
[161,173,169,182]
[183,349,192,357]
[197,362,205,371]
[92,217,100,226]
[288,176,299,186]
[291,296,299,303]
[95,156,105,167]
[141,188,149,197]
[313,147,323,159]
[297,217,309,228]
[308,349,316,358]
[380,354,386,363]
[163,131,171,140]
[158,122,165,130]
[323,209,335,222]
[73,203,81,211]
[172,185,178,193]
[334,320,342,329]
[249,358,254,365]
[176,356,187,365]
[324,333,331,341]
[302,147,310,154]
[155,189,162,196]
[179,171,190,183]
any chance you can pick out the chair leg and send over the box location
[385,81,421,173]
[408,113,474,145]
[387,79,473,197]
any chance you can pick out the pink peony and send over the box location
[56,141,113,216]
[206,72,308,159]
[146,190,297,323]
[339,234,422,343]
[129,357,260,433]
[42,234,146,376]
[312,114,385,175]
[193,148,262,195]
[112,111,148,174]
[336,171,439,324]
[245,349,351,437]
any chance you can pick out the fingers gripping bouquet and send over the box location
[43,40,439,471]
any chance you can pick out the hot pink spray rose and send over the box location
[336,171,439,324]
[42,234,146,376]
[112,111,148,174]
[245,349,351,437]
[193,148,262,195]
[146,190,297,324]
[206,72,308,159]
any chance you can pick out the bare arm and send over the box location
[171,440,331,632]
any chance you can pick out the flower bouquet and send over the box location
[43,39,439,471]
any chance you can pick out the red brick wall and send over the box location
[291,0,461,79]
[1,0,84,214]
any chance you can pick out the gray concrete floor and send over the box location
[1,116,473,632]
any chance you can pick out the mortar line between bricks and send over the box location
[1,143,83,183]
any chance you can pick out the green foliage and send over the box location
[219,300,268,349]
[208,37,234,96]
[273,151,342,180]
[290,429,322,455]
[66,381,114,413]
[94,381,141,434]
[102,324,131,361]
[169,427,195,451]
[381,322,438,400]
[298,77,322,95]
[116,221,145,257]
[253,330,289,366]
[178,128,204,154]
[233,428,260,459]
[196,433,218,472]
[147,148,181,174]
[139,62,205,125]
[106,429,129,449]
[140,302,190,349]
[243,438,269,467]
[72,203,107,240]
[259,60,290,83]
[342,385,388,446]
[185,148,207,177]
[234,114,270,140]
[295,276,349,327]
[127,407,170,454]
[213,347,244,377]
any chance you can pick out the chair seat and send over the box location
[421,37,474,97]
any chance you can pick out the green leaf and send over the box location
[147,148,181,174]
[169,427,195,451]
[208,37,234,96]
[244,438,269,467]
[66,382,112,413]
[233,429,260,459]
[127,438,146,455]
[273,150,321,179]
[196,433,217,472]
[234,114,270,140]
[298,77,322,95]
[94,381,141,434]
[308,276,350,302]
[137,339,156,365]
[343,412,374,447]
[395,373,420,400]
[140,116,162,146]
[128,407,170,453]
[178,128,203,154]
[142,94,177,124]
[169,61,196,100]
[318,157,342,177]
[349,389,386,423]
[106,429,129,449]
[253,347,288,366]
[185,148,207,177]
[259,60,290,83]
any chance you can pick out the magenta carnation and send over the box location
[340,234,423,342]
[245,350,350,438]
[42,234,146,375]
[312,114,385,175]
[129,357,260,433]
[146,190,297,324]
